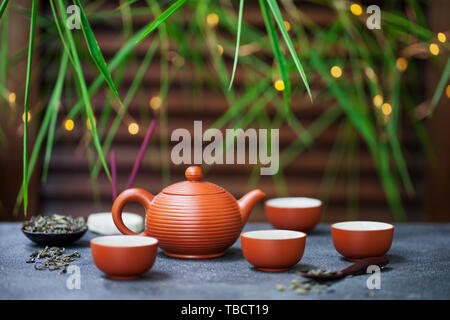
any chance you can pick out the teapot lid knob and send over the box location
[185,166,202,181]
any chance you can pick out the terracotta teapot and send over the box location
[112,166,265,259]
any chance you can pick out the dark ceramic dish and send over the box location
[22,228,87,246]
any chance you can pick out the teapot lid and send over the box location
[162,166,226,196]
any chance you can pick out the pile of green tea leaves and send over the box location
[276,278,335,295]
[26,246,81,275]
[22,214,87,233]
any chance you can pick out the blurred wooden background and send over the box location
[1,0,448,222]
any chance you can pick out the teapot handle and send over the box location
[112,188,154,235]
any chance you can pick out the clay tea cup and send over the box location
[240,230,306,272]
[265,197,322,232]
[331,221,394,261]
[91,235,158,280]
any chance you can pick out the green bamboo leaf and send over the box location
[407,0,426,27]
[42,106,58,181]
[270,93,313,144]
[0,4,8,90]
[91,39,159,179]
[428,57,450,117]
[319,121,350,208]
[165,20,205,71]
[136,0,187,44]
[259,0,291,120]
[9,3,53,28]
[378,141,406,221]
[382,11,433,40]
[233,89,277,128]
[311,46,405,218]
[386,120,414,195]
[42,52,69,183]
[281,106,342,167]
[343,31,412,197]
[266,0,312,102]
[248,105,341,195]
[228,0,244,90]
[54,0,111,180]
[404,93,434,162]
[119,0,133,36]
[73,0,123,106]
[309,51,377,151]
[146,0,171,185]
[86,140,101,204]
[343,34,368,117]
[0,0,9,20]
[67,23,152,119]
[97,55,131,136]
[116,0,139,11]
[195,0,234,102]
[386,71,414,195]
[392,70,401,127]
[82,7,150,20]
[49,0,75,66]
[21,0,38,216]
[217,7,273,52]
[211,79,271,129]
[6,32,52,68]
[346,132,360,219]
[14,52,68,212]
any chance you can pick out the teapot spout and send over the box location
[237,189,266,225]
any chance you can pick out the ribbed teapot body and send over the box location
[145,191,242,259]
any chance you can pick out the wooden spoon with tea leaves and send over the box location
[298,257,389,280]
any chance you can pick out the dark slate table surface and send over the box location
[1,222,449,300]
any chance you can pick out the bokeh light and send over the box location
[284,20,291,31]
[364,67,375,80]
[381,103,392,116]
[22,112,31,123]
[396,57,408,71]
[128,122,139,135]
[206,13,219,27]
[8,92,16,104]
[373,95,383,108]
[330,66,342,78]
[429,43,439,55]
[274,80,285,91]
[150,96,162,110]
[217,44,224,56]
[64,119,74,131]
[350,4,363,16]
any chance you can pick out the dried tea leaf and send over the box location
[276,284,287,291]
[22,214,87,234]
[26,246,80,275]
[278,278,337,296]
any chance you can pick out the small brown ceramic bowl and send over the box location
[265,197,322,232]
[90,235,158,280]
[241,230,306,272]
[331,221,394,261]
